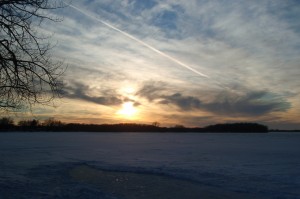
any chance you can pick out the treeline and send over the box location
[0,118,63,131]
[204,123,268,132]
[0,117,268,132]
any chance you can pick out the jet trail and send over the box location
[67,4,209,78]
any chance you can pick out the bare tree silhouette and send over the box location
[0,0,65,111]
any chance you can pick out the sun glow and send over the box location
[123,86,135,94]
[117,102,137,118]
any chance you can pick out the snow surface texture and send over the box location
[0,132,299,199]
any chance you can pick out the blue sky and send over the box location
[15,0,300,129]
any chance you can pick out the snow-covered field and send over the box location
[0,132,299,199]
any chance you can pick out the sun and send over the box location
[117,102,137,118]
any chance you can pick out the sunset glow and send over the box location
[117,102,138,119]
[6,0,300,129]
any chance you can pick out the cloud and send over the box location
[36,0,300,128]
[130,0,158,12]
[63,82,123,106]
[137,81,291,116]
[159,93,202,111]
[136,81,170,101]
[64,65,127,85]
[204,91,291,116]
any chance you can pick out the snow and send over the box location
[0,132,299,198]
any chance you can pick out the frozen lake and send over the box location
[0,132,299,198]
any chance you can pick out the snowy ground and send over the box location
[0,132,299,199]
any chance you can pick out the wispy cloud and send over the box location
[137,81,291,116]
[23,0,300,128]
[204,91,291,116]
[63,81,123,106]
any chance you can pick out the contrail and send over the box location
[67,3,209,78]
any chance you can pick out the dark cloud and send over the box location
[122,97,141,107]
[159,93,202,111]
[204,91,291,116]
[63,82,123,106]
[137,82,291,116]
[136,81,170,102]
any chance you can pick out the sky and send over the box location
[13,0,300,129]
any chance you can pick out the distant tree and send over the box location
[42,118,63,127]
[0,117,14,131]
[31,119,39,127]
[173,124,185,128]
[0,0,65,111]
[18,119,39,127]
[204,123,268,132]
[152,121,160,127]
[0,117,14,127]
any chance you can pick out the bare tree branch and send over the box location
[0,0,66,111]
